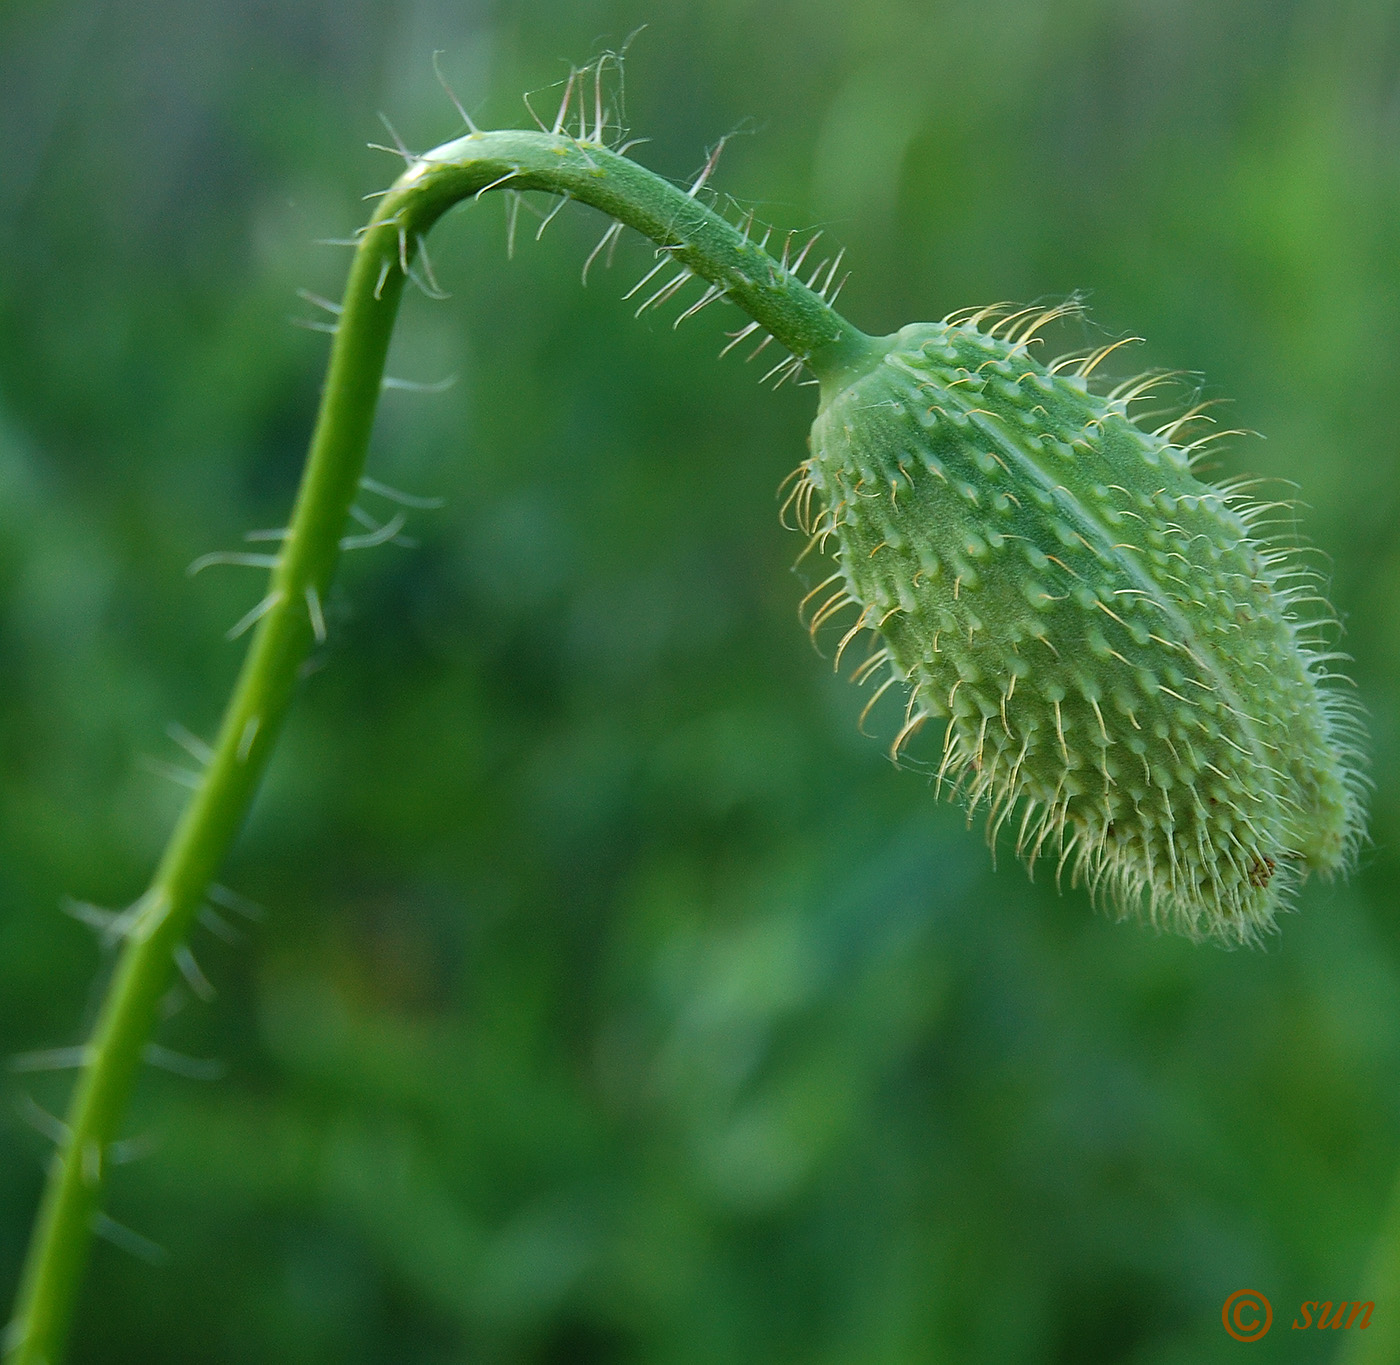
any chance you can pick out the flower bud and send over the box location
[799,311,1365,941]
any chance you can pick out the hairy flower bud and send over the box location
[797,309,1365,941]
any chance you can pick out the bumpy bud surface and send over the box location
[800,312,1365,941]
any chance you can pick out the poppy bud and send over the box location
[798,310,1365,941]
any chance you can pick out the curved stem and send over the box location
[4,129,872,1364]
[398,129,872,372]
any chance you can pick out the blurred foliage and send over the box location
[2,1,1399,1361]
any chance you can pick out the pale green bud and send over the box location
[797,310,1366,941]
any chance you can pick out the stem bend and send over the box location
[5,127,872,1365]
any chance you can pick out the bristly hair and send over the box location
[795,303,1367,943]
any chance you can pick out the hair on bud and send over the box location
[797,312,1366,942]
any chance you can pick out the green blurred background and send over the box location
[2,1,1398,1361]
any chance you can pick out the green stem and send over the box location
[4,128,872,1364]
